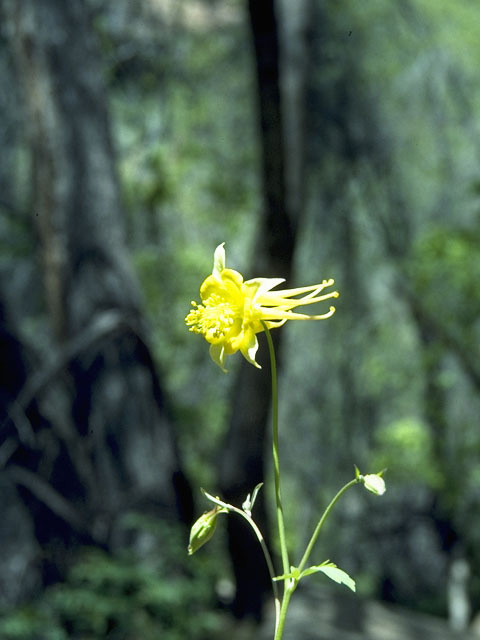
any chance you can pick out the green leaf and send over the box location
[300,562,356,592]
[273,566,301,582]
[242,482,264,515]
[200,488,232,511]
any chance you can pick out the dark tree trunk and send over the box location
[219,0,299,621]
[277,0,312,223]
[1,0,193,590]
[247,0,295,274]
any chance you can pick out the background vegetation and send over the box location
[1,0,480,638]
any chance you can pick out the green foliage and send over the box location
[0,519,223,640]
[4,0,480,624]
[111,8,258,252]
[105,6,260,492]
[410,226,480,331]
[371,417,442,488]
[274,562,356,593]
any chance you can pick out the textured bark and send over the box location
[1,0,192,589]
[277,0,312,222]
[247,0,295,274]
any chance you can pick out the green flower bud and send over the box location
[188,507,222,555]
[363,474,386,496]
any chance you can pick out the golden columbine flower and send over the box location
[185,243,339,371]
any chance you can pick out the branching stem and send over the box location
[298,478,359,574]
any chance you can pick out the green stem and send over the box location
[201,490,280,609]
[262,322,290,578]
[228,506,281,608]
[297,478,359,574]
[274,583,294,640]
[273,478,359,639]
[262,322,291,639]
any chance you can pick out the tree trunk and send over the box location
[2,0,192,588]
[219,0,299,621]
[247,0,295,275]
[277,0,312,223]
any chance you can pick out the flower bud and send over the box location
[188,507,222,555]
[363,474,386,496]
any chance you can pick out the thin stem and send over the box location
[274,583,294,640]
[262,322,290,577]
[231,506,280,610]
[297,478,359,574]
[201,490,280,609]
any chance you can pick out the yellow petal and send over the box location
[259,306,337,321]
[209,343,228,372]
[239,328,261,369]
[272,279,335,298]
[243,277,286,297]
[213,243,226,279]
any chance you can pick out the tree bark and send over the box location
[277,0,312,223]
[1,0,192,588]
[247,0,295,274]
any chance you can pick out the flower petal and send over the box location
[258,306,337,321]
[271,279,335,298]
[200,269,244,301]
[213,243,226,280]
[244,277,286,297]
[257,291,339,311]
[239,328,261,369]
[209,343,228,372]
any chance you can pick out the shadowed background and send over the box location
[1,1,480,638]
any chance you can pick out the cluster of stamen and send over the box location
[186,296,237,341]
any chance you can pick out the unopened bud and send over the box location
[363,474,386,496]
[188,507,222,555]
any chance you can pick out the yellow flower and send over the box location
[185,243,339,371]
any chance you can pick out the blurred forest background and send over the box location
[1,0,480,638]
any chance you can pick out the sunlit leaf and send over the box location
[300,562,356,592]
